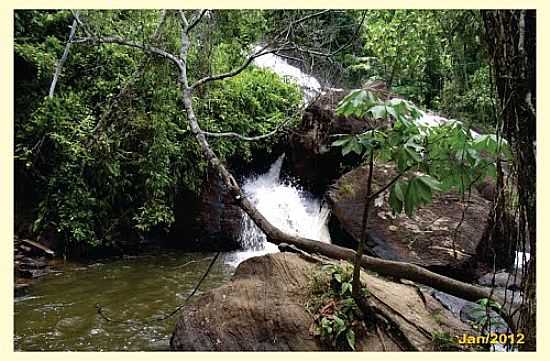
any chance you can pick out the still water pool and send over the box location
[14,250,235,351]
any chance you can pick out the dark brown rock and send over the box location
[327,163,491,278]
[194,167,242,251]
[286,90,375,194]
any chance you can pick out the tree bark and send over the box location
[482,10,536,350]
[72,9,508,319]
[174,11,504,307]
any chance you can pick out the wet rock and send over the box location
[14,283,30,297]
[16,238,55,257]
[15,268,33,278]
[460,303,508,333]
[327,163,491,277]
[285,90,372,194]
[428,286,519,335]
[171,253,475,351]
[56,317,86,331]
[194,168,242,251]
[475,179,497,202]
[478,272,522,291]
[16,257,48,269]
[430,289,473,317]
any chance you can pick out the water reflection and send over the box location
[14,250,234,351]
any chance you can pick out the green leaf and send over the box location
[368,104,387,119]
[404,180,419,216]
[394,180,405,201]
[351,139,363,155]
[341,282,352,296]
[386,104,398,119]
[417,175,442,192]
[333,316,346,335]
[404,146,422,163]
[346,329,356,350]
[389,184,404,215]
[415,178,433,203]
[342,141,354,156]
[332,137,351,147]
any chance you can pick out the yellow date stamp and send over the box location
[456,333,525,345]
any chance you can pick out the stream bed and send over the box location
[14,250,235,351]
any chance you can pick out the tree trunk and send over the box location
[173,11,505,309]
[482,10,536,350]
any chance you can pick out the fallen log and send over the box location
[18,239,55,257]
[176,20,502,307]
[78,11,504,314]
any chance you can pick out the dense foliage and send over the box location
[14,9,497,255]
[14,10,301,253]
[342,10,494,129]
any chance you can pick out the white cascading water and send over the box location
[237,47,529,271]
[251,45,323,104]
[225,154,331,267]
[222,47,331,267]
[416,112,481,139]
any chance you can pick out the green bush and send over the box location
[14,10,301,254]
[308,261,369,351]
[198,67,302,162]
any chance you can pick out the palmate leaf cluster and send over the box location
[332,89,509,217]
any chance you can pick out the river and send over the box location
[14,250,234,351]
[15,153,333,351]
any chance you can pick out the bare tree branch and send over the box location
[201,113,297,141]
[69,9,94,37]
[152,10,168,40]
[190,44,295,89]
[87,10,170,141]
[187,9,208,34]
[272,9,331,42]
[73,35,183,72]
[367,165,413,204]
[289,10,367,59]
[48,11,80,98]
[201,127,284,141]
[190,9,352,90]
[74,10,172,175]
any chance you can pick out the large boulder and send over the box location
[327,163,491,279]
[194,168,242,251]
[285,90,372,194]
[170,252,476,351]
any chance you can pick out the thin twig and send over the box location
[366,166,413,204]
[190,44,295,89]
[96,252,221,324]
[49,11,80,98]
[73,35,183,72]
[187,9,207,34]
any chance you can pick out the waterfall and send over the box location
[252,45,323,104]
[225,154,331,267]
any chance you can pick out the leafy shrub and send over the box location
[196,67,302,163]
[308,261,369,350]
[332,88,509,216]
[14,10,301,254]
